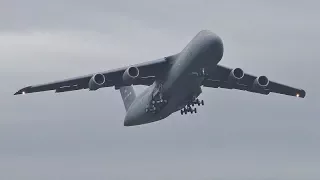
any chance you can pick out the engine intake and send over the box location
[88,73,105,90]
[123,66,139,85]
[228,68,244,83]
[253,76,269,90]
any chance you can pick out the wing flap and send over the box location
[14,55,177,95]
[202,65,306,98]
[55,85,85,93]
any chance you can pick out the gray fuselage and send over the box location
[124,30,224,126]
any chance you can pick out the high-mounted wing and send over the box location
[14,55,177,95]
[202,65,306,98]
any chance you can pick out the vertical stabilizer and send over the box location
[119,86,136,111]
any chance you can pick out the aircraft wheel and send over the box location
[194,108,197,113]
[201,100,204,105]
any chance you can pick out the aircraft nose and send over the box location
[198,30,224,59]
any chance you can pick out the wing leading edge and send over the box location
[202,65,306,98]
[14,55,177,95]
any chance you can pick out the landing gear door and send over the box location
[152,82,163,100]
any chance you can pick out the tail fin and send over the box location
[119,86,136,111]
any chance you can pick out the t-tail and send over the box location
[119,86,136,111]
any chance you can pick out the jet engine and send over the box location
[228,68,244,83]
[88,73,106,90]
[252,76,269,90]
[122,66,139,85]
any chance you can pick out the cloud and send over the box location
[0,0,319,179]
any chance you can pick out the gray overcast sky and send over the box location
[0,0,319,179]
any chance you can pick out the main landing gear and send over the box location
[145,86,168,114]
[180,106,197,115]
[145,98,168,114]
[180,99,204,115]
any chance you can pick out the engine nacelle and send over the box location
[88,73,106,90]
[228,68,244,83]
[253,76,269,90]
[122,66,139,85]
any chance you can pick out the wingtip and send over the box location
[300,89,306,98]
[14,86,31,96]
[296,89,306,98]
[14,90,23,95]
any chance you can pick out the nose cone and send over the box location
[197,30,224,60]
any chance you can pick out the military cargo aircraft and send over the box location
[14,30,306,126]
